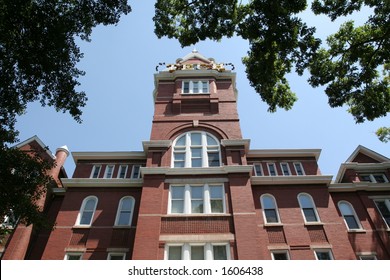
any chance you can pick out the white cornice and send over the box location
[141,166,253,176]
[329,183,390,192]
[221,139,250,152]
[61,178,143,188]
[334,162,390,183]
[142,140,172,153]
[251,175,333,186]
[71,151,146,164]
[247,149,322,160]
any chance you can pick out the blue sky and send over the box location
[15,1,389,178]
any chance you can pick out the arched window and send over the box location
[115,196,135,226]
[76,196,98,226]
[260,194,280,223]
[172,131,220,168]
[338,201,361,230]
[297,193,320,223]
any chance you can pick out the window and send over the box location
[260,194,280,224]
[172,132,220,168]
[64,253,83,260]
[338,201,362,230]
[117,165,128,179]
[115,196,135,226]
[293,162,305,176]
[166,243,230,260]
[359,173,388,183]
[267,163,277,176]
[271,251,290,260]
[358,255,377,260]
[373,199,390,227]
[298,193,320,223]
[90,165,101,178]
[104,165,115,178]
[182,80,209,94]
[76,196,98,226]
[168,184,225,214]
[314,249,333,260]
[280,163,291,176]
[131,165,141,179]
[253,164,263,176]
[107,253,126,260]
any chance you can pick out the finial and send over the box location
[192,47,198,53]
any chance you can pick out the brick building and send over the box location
[2,51,390,260]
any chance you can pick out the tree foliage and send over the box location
[154,0,390,123]
[0,0,131,235]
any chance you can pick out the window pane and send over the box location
[183,82,190,93]
[192,158,202,167]
[202,81,208,93]
[303,208,317,222]
[254,164,263,176]
[84,199,96,211]
[118,165,127,178]
[360,175,372,182]
[171,201,184,213]
[191,246,204,260]
[67,254,82,260]
[169,246,182,260]
[208,152,220,167]
[316,251,332,260]
[92,166,100,178]
[176,135,186,146]
[171,187,184,199]
[121,198,133,211]
[213,245,227,260]
[80,211,93,225]
[191,133,202,145]
[265,209,279,223]
[281,163,290,175]
[206,135,217,145]
[373,174,386,183]
[273,252,288,260]
[210,186,223,199]
[339,203,353,215]
[106,166,113,178]
[132,165,140,179]
[117,212,131,225]
[268,164,276,176]
[294,163,304,175]
[211,200,223,213]
[345,215,359,229]
[109,254,125,260]
[191,200,204,213]
[262,196,276,209]
[299,195,313,208]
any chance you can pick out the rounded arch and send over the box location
[172,131,221,168]
[115,196,135,226]
[76,195,98,226]
[337,200,362,230]
[297,193,320,223]
[260,193,281,224]
[166,123,228,141]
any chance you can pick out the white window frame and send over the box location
[314,249,334,260]
[117,165,128,179]
[297,193,320,223]
[253,163,263,176]
[165,243,230,260]
[64,252,83,260]
[358,254,377,260]
[172,131,221,168]
[260,194,281,224]
[75,196,98,226]
[114,196,135,226]
[338,201,362,230]
[280,162,291,176]
[271,250,290,260]
[373,198,390,228]
[107,252,126,260]
[90,165,102,178]
[104,165,115,178]
[267,163,278,176]
[293,162,305,176]
[168,184,225,214]
[359,173,388,183]
[182,80,209,94]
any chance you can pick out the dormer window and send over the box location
[359,173,388,183]
[182,80,209,94]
